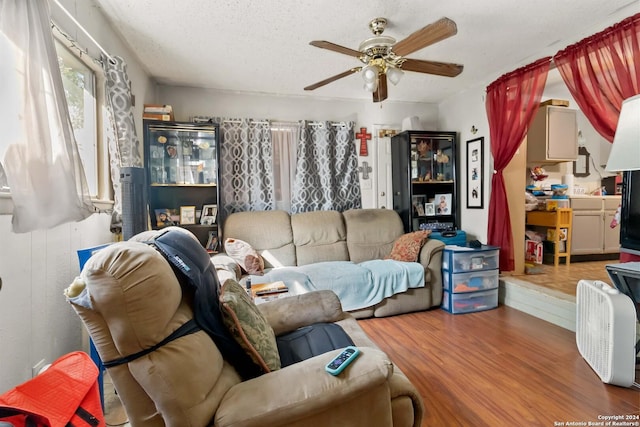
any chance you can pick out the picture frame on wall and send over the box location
[466,137,484,209]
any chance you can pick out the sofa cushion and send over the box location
[388,230,431,262]
[343,209,405,263]
[223,210,296,268]
[225,238,265,275]
[291,210,349,265]
[220,279,281,373]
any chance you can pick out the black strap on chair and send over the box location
[103,319,200,368]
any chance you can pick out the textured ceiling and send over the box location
[92,0,639,104]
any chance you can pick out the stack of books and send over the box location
[250,281,289,304]
[143,104,174,121]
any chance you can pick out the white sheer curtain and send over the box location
[271,122,299,212]
[0,0,94,232]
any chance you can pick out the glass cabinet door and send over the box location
[411,135,454,183]
[147,124,217,186]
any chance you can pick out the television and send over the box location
[620,170,640,253]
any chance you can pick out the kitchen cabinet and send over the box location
[570,196,621,255]
[527,105,578,163]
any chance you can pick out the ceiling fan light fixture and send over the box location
[386,66,404,85]
[362,64,379,84]
[363,80,378,92]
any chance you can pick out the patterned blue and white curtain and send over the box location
[291,121,362,213]
[218,118,274,221]
[102,55,143,232]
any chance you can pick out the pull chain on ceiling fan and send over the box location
[304,17,464,102]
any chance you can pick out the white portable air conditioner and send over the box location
[576,280,637,387]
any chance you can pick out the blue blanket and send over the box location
[251,260,424,311]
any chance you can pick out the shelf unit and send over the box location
[143,120,221,250]
[526,208,573,266]
[391,130,459,232]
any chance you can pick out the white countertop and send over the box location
[569,194,621,199]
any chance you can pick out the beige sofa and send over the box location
[222,208,445,318]
[66,232,425,427]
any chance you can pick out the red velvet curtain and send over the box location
[554,13,640,142]
[485,57,551,271]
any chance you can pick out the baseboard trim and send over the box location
[499,277,576,332]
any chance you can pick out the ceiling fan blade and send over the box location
[304,68,361,91]
[309,40,362,57]
[401,58,463,77]
[393,17,457,57]
[373,74,388,103]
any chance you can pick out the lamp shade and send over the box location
[606,94,640,172]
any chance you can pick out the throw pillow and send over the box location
[387,230,431,262]
[219,278,281,373]
[224,238,265,275]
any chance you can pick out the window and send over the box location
[0,32,103,199]
[55,38,98,197]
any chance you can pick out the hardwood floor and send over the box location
[359,306,639,427]
[508,260,616,296]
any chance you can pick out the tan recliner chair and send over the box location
[66,234,424,427]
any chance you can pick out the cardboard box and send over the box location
[525,240,543,264]
[546,228,568,241]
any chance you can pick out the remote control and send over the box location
[325,346,360,375]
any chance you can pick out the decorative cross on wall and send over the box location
[358,161,372,180]
[356,127,371,156]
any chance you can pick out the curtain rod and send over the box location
[51,0,116,64]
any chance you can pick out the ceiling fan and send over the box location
[304,17,464,102]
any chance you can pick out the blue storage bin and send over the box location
[430,230,467,246]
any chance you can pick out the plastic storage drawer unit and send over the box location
[442,289,499,314]
[443,269,499,293]
[442,245,499,273]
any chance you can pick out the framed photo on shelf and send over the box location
[412,195,426,216]
[200,204,217,225]
[466,137,484,209]
[180,206,196,225]
[205,231,219,253]
[435,193,452,215]
[155,208,176,227]
[425,202,436,216]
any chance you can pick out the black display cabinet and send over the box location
[391,130,459,233]
[143,120,221,251]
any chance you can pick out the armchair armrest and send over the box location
[418,238,445,306]
[417,238,445,269]
[257,290,346,336]
[215,347,393,427]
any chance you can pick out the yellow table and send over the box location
[526,208,573,267]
